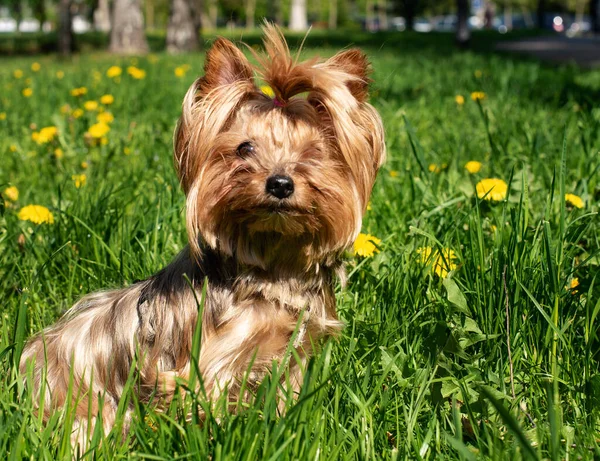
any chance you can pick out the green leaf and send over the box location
[443,277,469,315]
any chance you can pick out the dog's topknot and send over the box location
[254,23,371,104]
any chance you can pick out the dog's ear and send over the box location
[200,38,254,93]
[326,49,371,102]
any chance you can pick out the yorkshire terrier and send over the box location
[20,24,385,446]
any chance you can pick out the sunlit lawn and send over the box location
[1,31,599,459]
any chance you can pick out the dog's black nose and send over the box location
[266,175,294,199]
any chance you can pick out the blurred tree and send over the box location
[31,0,47,27]
[329,0,338,28]
[9,0,23,30]
[268,0,283,25]
[94,0,111,31]
[592,0,600,32]
[537,0,546,26]
[203,0,218,28]
[400,0,418,30]
[110,0,149,53]
[246,0,256,27]
[290,0,307,30]
[58,0,73,56]
[166,0,200,52]
[377,0,388,29]
[456,0,470,45]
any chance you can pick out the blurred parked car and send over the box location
[390,16,406,31]
[431,15,457,32]
[0,18,16,32]
[414,18,433,33]
[566,17,591,37]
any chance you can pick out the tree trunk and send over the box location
[504,3,512,31]
[58,0,73,57]
[536,0,546,29]
[272,0,283,25]
[246,0,256,29]
[329,0,337,29]
[377,0,387,31]
[110,0,149,54]
[146,0,155,31]
[167,0,200,52]
[592,0,600,33]
[208,0,218,29]
[405,0,417,31]
[456,0,470,47]
[33,0,46,29]
[289,0,307,31]
[94,0,111,32]
[12,0,22,32]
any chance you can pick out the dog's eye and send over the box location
[236,142,255,157]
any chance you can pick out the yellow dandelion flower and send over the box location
[0,112,6,120]
[18,205,54,224]
[366,201,372,211]
[72,108,84,118]
[471,91,486,102]
[72,174,87,188]
[416,246,434,263]
[428,163,443,173]
[56,70,65,79]
[124,147,132,155]
[127,66,146,79]
[22,88,33,97]
[455,95,465,105]
[31,62,41,72]
[13,69,23,79]
[474,70,482,78]
[174,66,186,77]
[54,148,64,159]
[464,161,482,174]
[84,100,99,111]
[3,186,19,201]
[434,248,458,278]
[60,104,71,114]
[390,170,399,178]
[31,126,58,145]
[353,233,381,258]
[106,66,123,78]
[87,122,110,139]
[81,161,89,169]
[70,87,88,97]
[261,86,275,98]
[9,144,17,152]
[476,178,508,202]
[565,193,583,209]
[96,112,114,124]
[100,94,114,105]
[417,247,458,278]
[570,278,579,290]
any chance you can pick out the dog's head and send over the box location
[174,25,385,269]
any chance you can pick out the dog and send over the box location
[20,24,385,447]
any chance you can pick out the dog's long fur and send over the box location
[20,25,385,446]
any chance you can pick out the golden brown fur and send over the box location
[20,24,385,448]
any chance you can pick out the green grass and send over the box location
[1,31,599,459]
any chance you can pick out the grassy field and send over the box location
[1,31,599,459]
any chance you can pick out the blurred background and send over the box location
[0,0,599,57]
